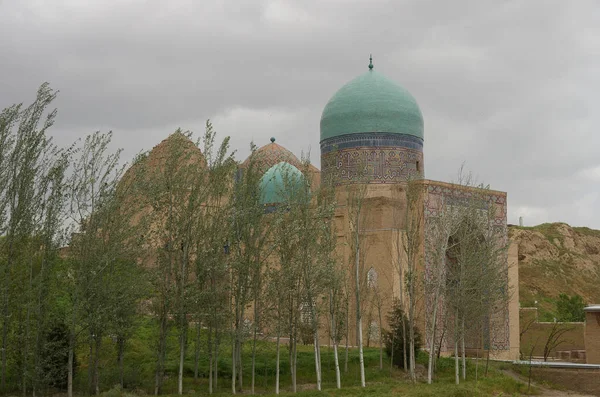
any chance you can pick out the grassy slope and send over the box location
[77,319,531,397]
[511,223,600,321]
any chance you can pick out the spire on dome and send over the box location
[368,54,373,70]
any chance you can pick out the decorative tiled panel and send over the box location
[320,132,423,154]
[423,182,510,351]
[321,146,423,185]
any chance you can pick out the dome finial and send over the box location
[368,54,373,70]
[270,137,276,143]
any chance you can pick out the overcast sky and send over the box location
[1,0,599,228]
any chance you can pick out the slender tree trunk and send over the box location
[330,294,341,389]
[408,275,416,383]
[313,328,322,391]
[214,320,219,390]
[178,328,185,395]
[355,241,365,387]
[88,334,94,394]
[475,332,480,383]
[94,331,102,395]
[378,303,383,370]
[454,313,459,385]
[275,330,280,394]
[236,337,243,391]
[427,296,438,384]
[194,321,201,380]
[251,329,257,395]
[0,245,13,393]
[390,333,395,376]
[485,348,490,377]
[461,317,466,381]
[68,331,74,397]
[402,310,407,372]
[155,308,167,396]
[344,300,349,373]
[333,338,341,389]
[177,251,188,396]
[292,335,298,393]
[1,296,7,393]
[207,323,213,394]
[231,332,236,394]
[118,337,125,389]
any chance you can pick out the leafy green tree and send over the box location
[556,293,585,322]
[0,83,68,395]
[65,131,130,396]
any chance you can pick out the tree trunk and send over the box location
[408,277,416,383]
[214,321,219,390]
[485,348,490,377]
[155,309,167,396]
[333,339,341,389]
[236,337,243,391]
[461,317,466,381]
[96,332,102,394]
[207,324,213,394]
[402,311,407,372]
[275,330,280,394]
[88,334,94,394]
[427,297,438,384]
[292,336,298,393]
[231,334,236,394]
[118,337,125,389]
[330,294,341,389]
[178,327,185,395]
[1,297,7,393]
[390,333,395,376]
[177,250,188,396]
[313,328,322,391]
[251,327,257,395]
[454,314,459,385]
[344,301,349,373]
[378,303,383,370]
[68,332,74,397]
[355,241,365,387]
[194,321,201,380]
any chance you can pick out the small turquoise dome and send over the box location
[320,69,424,142]
[259,162,305,205]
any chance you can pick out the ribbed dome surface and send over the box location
[259,162,304,205]
[242,141,303,174]
[320,70,424,142]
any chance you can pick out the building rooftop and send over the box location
[320,57,424,142]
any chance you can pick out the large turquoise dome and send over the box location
[259,162,305,205]
[320,69,424,142]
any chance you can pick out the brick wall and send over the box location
[585,311,600,364]
[520,308,585,359]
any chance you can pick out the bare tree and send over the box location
[542,322,573,362]
[346,180,368,388]
[423,187,463,384]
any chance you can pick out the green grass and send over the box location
[71,318,534,396]
[572,226,600,237]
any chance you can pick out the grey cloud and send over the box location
[1,0,599,227]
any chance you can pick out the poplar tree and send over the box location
[345,171,369,388]
[65,131,128,396]
[228,143,269,394]
[0,83,65,395]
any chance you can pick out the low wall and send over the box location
[518,366,600,396]
[520,308,585,360]
[585,310,600,364]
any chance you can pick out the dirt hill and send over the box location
[509,223,600,320]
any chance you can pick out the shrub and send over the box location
[383,300,421,369]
